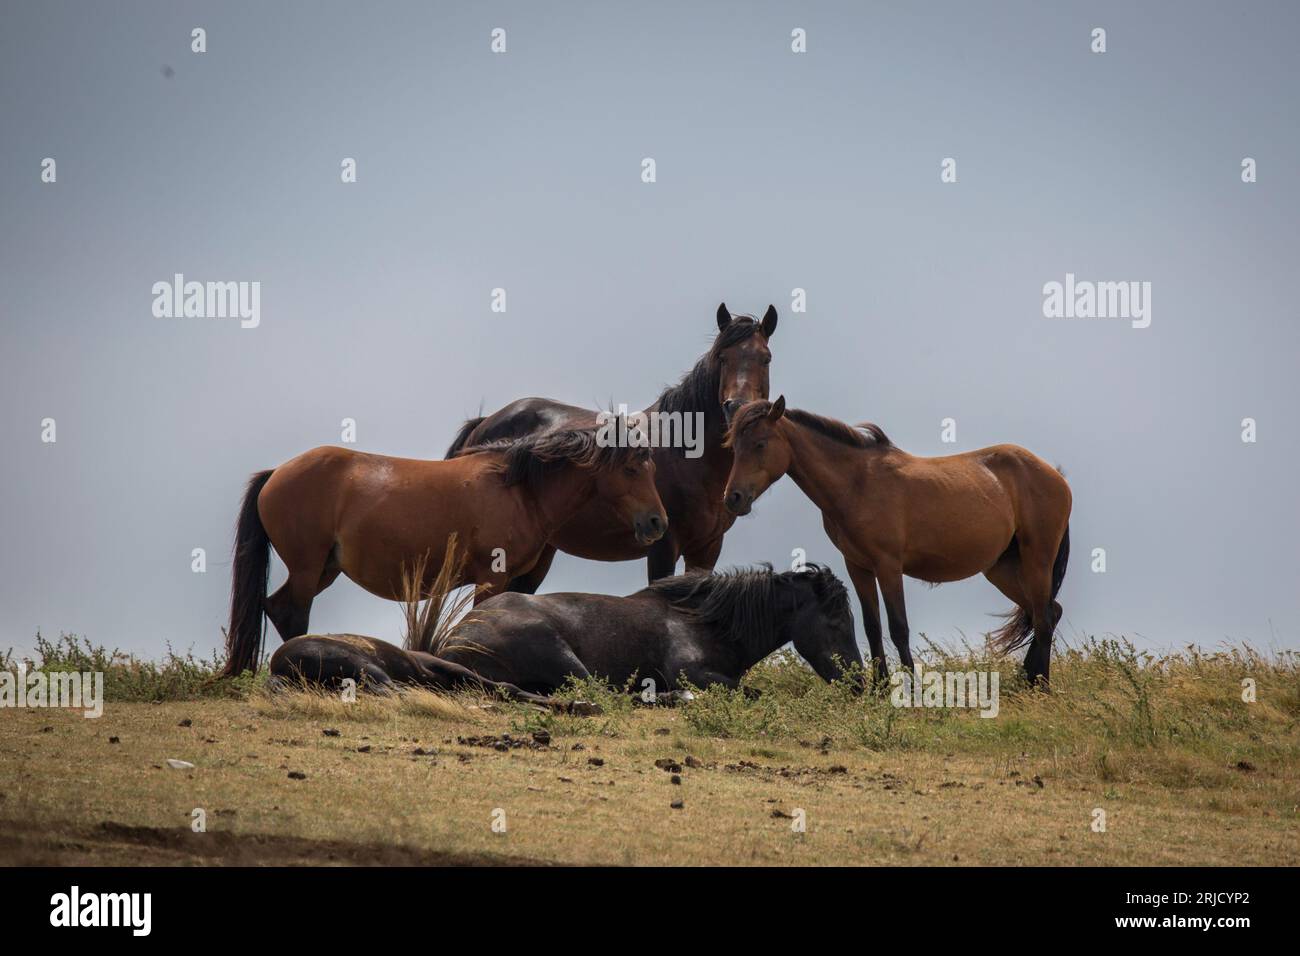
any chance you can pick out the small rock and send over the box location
[827,765,847,774]
[587,757,605,767]
[1032,775,1045,789]
[40,726,53,733]
[287,771,307,780]
[165,758,195,770]
[178,719,192,728]
[684,755,702,768]
[670,799,684,809]
[356,745,372,753]
[108,736,120,744]
[532,730,551,746]
[1235,761,1256,773]
[655,758,682,773]
[671,774,682,785]
[653,727,670,736]
[771,809,793,819]
[322,728,340,737]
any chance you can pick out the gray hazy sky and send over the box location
[2,1,1297,662]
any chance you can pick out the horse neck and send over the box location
[525,465,599,536]
[735,603,797,671]
[648,379,730,471]
[780,419,871,520]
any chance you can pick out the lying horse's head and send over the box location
[653,562,863,688]
[777,564,864,690]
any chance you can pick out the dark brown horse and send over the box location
[222,428,666,676]
[444,303,777,588]
[723,398,1072,686]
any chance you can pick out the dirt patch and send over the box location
[0,820,557,867]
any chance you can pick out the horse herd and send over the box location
[222,303,1072,705]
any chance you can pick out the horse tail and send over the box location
[444,416,486,458]
[1050,523,1070,604]
[989,524,1070,654]
[221,469,275,677]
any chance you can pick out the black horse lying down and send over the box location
[442,563,863,695]
[271,564,864,700]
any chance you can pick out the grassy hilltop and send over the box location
[1,633,1296,865]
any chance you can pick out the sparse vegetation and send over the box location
[2,632,1296,865]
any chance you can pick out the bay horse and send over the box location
[221,428,667,676]
[437,564,864,695]
[444,303,777,589]
[723,398,1072,687]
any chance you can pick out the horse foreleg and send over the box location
[845,562,889,685]
[876,567,915,671]
[681,536,723,573]
[645,535,680,583]
[506,543,556,594]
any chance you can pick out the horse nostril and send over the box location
[723,400,742,418]
[726,490,744,511]
[648,514,664,533]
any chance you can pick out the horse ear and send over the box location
[716,302,730,331]
[767,395,786,422]
[761,305,778,338]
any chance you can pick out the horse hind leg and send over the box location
[1016,548,1057,688]
[265,554,339,642]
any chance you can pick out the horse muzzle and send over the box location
[724,488,754,516]
[634,512,668,545]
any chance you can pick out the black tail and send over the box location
[444,416,486,459]
[989,525,1070,654]
[221,469,274,677]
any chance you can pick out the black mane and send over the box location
[648,563,850,649]
[655,317,765,417]
[729,401,890,450]
[460,428,642,490]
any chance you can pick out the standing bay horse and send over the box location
[222,429,666,676]
[723,398,1072,686]
[444,303,777,588]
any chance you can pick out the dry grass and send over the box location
[1,638,1297,866]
